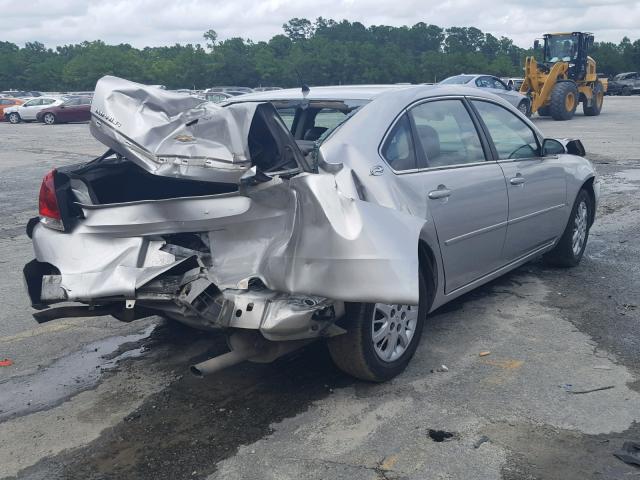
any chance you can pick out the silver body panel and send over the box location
[27,79,599,339]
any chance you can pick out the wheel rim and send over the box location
[565,92,576,111]
[9,113,19,123]
[572,200,588,256]
[371,303,418,362]
[518,102,528,115]
[44,114,54,124]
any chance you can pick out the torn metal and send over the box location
[25,76,425,344]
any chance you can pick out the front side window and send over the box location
[475,77,493,88]
[473,100,539,159]
[546,35,576,63]
[42,99,56,105]
[491,78,507,90]
[24,99,41,107]
[409,99,486,167]
[381,114,417,171]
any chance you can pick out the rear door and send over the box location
[471,99,567,261]
[386,98,509,293]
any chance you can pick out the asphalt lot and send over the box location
[0,98,639,480]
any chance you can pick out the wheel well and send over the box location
[418,240,438,309]
[581,177,596,226]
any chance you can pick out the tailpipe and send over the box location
[190,348,257,377]
[190,332,312,378]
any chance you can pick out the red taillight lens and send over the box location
[39,169,64,230]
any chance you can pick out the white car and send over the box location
[4,97,65,124]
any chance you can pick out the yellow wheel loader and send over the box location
[520,32,606,120]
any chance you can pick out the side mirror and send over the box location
[534,40,540,50]
[565,139,586,156]
[542,138,566,156]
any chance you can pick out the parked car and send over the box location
[607,72,640,96]
[0,97,24,120]
[24,77,598,382]
[4,97,65,123]
[205,86,254,94]
[204,92,234,103]
[253,87,283,92]
[0,90,42,98]
[440,74,532,116]
[36,96,92,124]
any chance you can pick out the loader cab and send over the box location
[542,32,594,81]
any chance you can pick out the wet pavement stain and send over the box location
[11,322,353,480]
[0,324,156,421]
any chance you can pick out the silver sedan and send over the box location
[24,78,598,382]
[440,74,532,116]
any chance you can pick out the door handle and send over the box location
[428,186,452,199]
[509,175,525,185]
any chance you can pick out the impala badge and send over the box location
[370,165,384,176]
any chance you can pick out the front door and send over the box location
[384,98,509,293]
[471,100,567,261]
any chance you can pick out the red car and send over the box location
[36,96,92,124]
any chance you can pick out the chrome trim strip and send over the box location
[444,220,508,246]
[508,203,566,225]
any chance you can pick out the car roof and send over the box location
[229,84,414,102]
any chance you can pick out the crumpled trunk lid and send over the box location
[89,76,304,184]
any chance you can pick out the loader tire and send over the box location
[537,106,551,116]
[583,81,604,116]
[550,81,578,121]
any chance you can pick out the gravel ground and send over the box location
[0,98,639,480]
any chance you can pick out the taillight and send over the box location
[39,169,64,231]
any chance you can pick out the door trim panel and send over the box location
[445,220,508,246]
[508,203,566,225]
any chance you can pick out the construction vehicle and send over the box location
[520,32,606,120]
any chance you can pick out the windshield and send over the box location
[440,75,474,85]
[545,35,576,63]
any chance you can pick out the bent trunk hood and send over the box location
[90,76,296,184]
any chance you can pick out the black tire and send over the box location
[543,189,593,267]
[43,112,56,125]
[583,82,604,116]
[549,81,579,121]
[517,100,531,117]
[8,112,21,124]
[327,271,429,382]
[537,105,551,116]
[622,86,632,96]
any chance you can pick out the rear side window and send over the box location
[409,100,486,167]
[472,101,539,159]
[381,114,417,171]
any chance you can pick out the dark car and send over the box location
[36,96,91,124]
[608,72,640,96]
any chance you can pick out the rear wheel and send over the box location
[8,112,21,124]
[622,86,632,96]
[43,112,56,125]
[537,105,551,116]
[543,189,593,267]
[583,82,604,116]
[550,81,579,120]
[327,271,428,382]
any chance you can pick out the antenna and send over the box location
[295,69,310,97]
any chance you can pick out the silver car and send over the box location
[440,74,531,116]
[24,77,599,382]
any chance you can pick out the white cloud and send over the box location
[0,0,638,48]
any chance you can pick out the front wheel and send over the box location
[550,81,579,121]
[622,86,632,96]
[43,112,56,125]
[543,189,593,267]
[327,271,428,382]
[8,112,21,124]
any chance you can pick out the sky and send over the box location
[1,0,638,49]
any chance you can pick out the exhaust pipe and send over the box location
[190,348,258,377]
[190,333,312,378]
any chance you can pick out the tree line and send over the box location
[1,18,639,91]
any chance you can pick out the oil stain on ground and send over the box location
[10,321,353,480]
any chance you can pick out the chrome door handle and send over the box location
[428,187,452,199]
[510,176,525,185]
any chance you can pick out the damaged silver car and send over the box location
[24,77,599,381]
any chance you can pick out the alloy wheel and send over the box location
[8,113,20,124]
[44,113,55,125]
[371,303,418,362]
[572,200,588,256]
